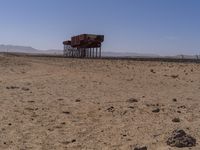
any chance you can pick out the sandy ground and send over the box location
[0,54,200,150]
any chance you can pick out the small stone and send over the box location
[127,98,138,103]
[150,69,156,73]
[6,86,19,89]
[75,99,81,102]
[178,105,186,109]
[62,111,70,114]
[128,106,134,109]
[21,87,30,91]
[172,118,180,123]
[171,75,179,79]
[107,106,115,112]
[172,98,177,102]
[57,98,64,101]
[133,146,147,150]
[71,139,76,143]
[152,108,160,113]
[27,100,35,103]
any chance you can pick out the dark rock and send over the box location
[21,87,30,91]
[62,111,70,114]
[75,99,81,102]
[6,86,19,89]
[128,106,134,109]
[167,129,196,148]
[152,108,160,113]
[150,69,156,73]
[27,100,35,103]
[71,139,76,143]
[107,106,115,112]
[146,104,150,107]
[62,139,76,145]
[171,75,179,79]
[57,98,64,101]
[127,98,138,103]
[172,118,180,123]
[133,146,147,150]
[172,98,177,102]
[178,105,186,109]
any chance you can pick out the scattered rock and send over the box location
[171,75,179,79]
[128,106,134,109]
[167,129,196,148]
[27,100,35,103]
[107,106,115,112]
[21,87,30,91]
[178,105,186,109]
[71,139,76,143]
[61,141,71,145]
[172,98,177,102]
[152,108,160,113]
[172,118,180,123]
[127,98,138,103]
[61,139,76,145]
[62,111,70,114]
[6,86,19,89]
[57,98,64,101]
[133,146,147,150]
[75,99,81,102]
[150,69,156,73]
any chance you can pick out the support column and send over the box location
[93,48,94,58]
[89,48,91,58]
[99,46,101,58]
[96,48,98,58]
[85,49,87,58]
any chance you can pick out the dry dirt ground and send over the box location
[0,54,200,150]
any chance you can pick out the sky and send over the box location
[0,0,200,55]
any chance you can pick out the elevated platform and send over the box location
[63,34,104,58]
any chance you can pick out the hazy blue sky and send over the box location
[0,0,200,55]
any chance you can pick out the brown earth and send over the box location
[0,54,200,150]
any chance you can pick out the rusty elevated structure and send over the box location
[63,34,104,58]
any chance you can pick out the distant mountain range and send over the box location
[0,44,199,59]
[0,44,63,54]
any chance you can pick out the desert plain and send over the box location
[0,54,200,150]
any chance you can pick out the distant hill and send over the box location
[0,44,40,53]
[0,44,199,59]
[0,44,63,54]
[102,51,160,58]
